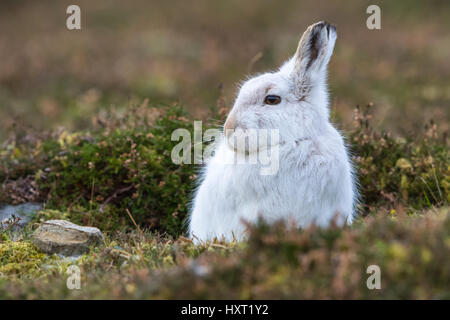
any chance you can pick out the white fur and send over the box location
[189,21,358,242]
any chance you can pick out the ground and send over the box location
[0,1,449,299]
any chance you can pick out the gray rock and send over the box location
[0,203,43,227]
[32,220,104,256]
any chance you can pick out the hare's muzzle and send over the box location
[224,114,238,148]
[224,113,236,135]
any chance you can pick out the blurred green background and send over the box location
[0,0,449,141]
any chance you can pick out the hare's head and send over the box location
[224,21,337,153]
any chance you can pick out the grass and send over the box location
[0,0,448,300]
[1,103,200,236]
[0,208,448,299]
[1,103,448,236]
[0,102,448,299]
[0,1,449,140]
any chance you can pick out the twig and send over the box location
[89,178,95,211]
[103,185,134,206]
[126,208,144,239]
[247,51,263,73]
[68,193,83,210]
[432,164,444,204]
[419,176,439,204]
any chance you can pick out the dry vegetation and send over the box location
[0,0,449,299]
[0,0,449,138]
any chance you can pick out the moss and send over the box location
[0,228,239,299]
[39,104,199,237]
[0,240,61,279]
[0,208,448,299]
[1,103,203,236]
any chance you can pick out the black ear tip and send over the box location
[318,21,337,36]
[311,21,336,34]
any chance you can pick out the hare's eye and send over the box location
[264,95,281,105]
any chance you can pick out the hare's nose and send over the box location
[224,114,236,137]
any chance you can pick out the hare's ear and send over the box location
[290,21,336,100]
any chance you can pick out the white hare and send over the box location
[189,21,357,242]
